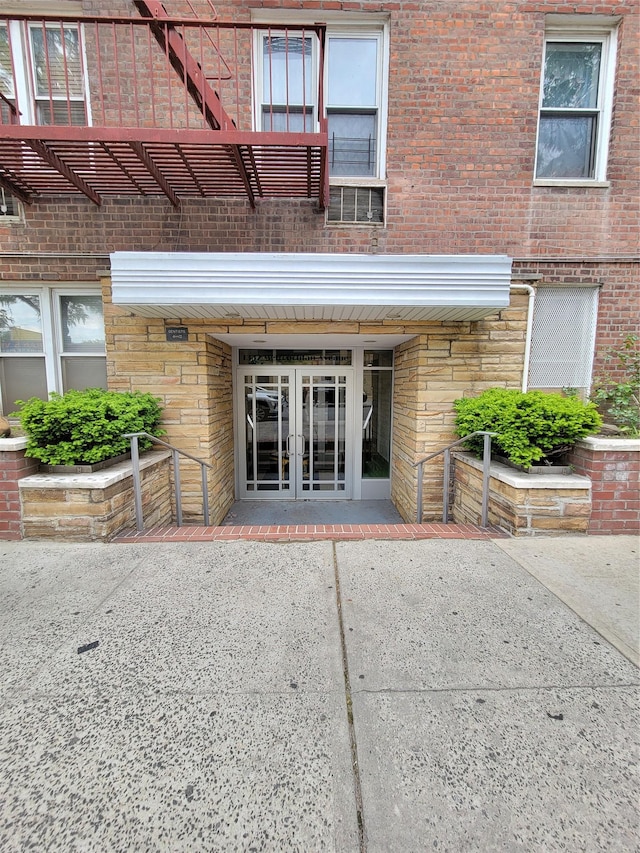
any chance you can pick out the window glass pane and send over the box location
[30,25,84,98]
[328,38,377,106]
[328,111,377,176]
[61,356,107,393]
[0,295,43,353]
[0,356,47,410]
[542,43,601,109]
[262,35,312,106]
[0,25,15,100]
[362,370,392,478]
[536,115,595,178]
[364,350,393,367]
[262,106,314,132]
[59,295,105,353]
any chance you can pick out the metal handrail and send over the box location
[124,432,213,532]
[412,431,496,526]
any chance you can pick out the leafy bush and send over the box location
[13,388,164,466]
[454,388,602,469]
[591,333,640,437]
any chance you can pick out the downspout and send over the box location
[510,283,536,392]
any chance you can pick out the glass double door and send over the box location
[238,368,353,499]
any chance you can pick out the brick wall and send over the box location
[1,2,638,342]
[565,438,640,534]
[0,441,39,540]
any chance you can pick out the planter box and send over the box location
[493,455,573,476]
[39,452,131,474]
[19,450,172,541]
[0,437,38,541]
[453,452,591,537]
[564,437,640,535]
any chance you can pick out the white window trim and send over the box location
[251,10,389,182]
[534,17,619,185]
[252,28,319,134]
[2,20,91,127]
[0,285,105,412]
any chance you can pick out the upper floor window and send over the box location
[0,21,87,126]
[535,20,618,183]
[256,24,387,181]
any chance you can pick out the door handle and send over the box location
[298,434,306,456]
[286,434,294,457]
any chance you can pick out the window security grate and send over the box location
[528,286,599,390]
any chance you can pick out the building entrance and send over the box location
[236,368,354,499]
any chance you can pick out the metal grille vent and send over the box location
[327,185,384,225]
[528,286,599,389]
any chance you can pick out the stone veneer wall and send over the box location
[391,294,529,522]
[102,286,529,524]
[0,438,38,541]
[453,453,592,536]
[102,276,235,525]
[564,438,640,535]
[19,451,172,541]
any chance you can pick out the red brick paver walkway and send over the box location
[113,523,508,543]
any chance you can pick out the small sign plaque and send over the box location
[165,326,188,342]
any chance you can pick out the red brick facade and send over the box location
[0,1,638,532]
[2,2,638,365]
[0,445,39,540]
[566,440,640,533]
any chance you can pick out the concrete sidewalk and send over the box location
[0,536,637,851]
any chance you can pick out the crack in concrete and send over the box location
[332,542,366,853]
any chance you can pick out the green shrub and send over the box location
[454,388,602,469]
[591,333,640,437]
[13,388,164,466]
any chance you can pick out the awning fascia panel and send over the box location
[110,252,513,322]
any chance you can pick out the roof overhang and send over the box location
[109,252,513,323]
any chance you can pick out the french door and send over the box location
[237,368,353,499]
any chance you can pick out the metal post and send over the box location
[416,460,423,524]
[173,449,182,526]
[201,464,210,526]
[443,448,451,523]
[481,432,492,528]
[129,434,143,532]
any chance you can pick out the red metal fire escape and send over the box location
[0,3,329,209]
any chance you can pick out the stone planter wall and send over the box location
[0,438,39,541]
[564,437,640,534]
[453,453,592,536]
[18,451,172,541]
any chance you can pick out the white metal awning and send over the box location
[109,252,513,322]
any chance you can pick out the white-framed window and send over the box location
[0,287,107,414]
[535,18,618,183]
[253,13,389,224]
[528,286,599,391]
[0,20,88,127]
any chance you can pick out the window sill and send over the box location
[533,179,610,189]
[329,177,387,188]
